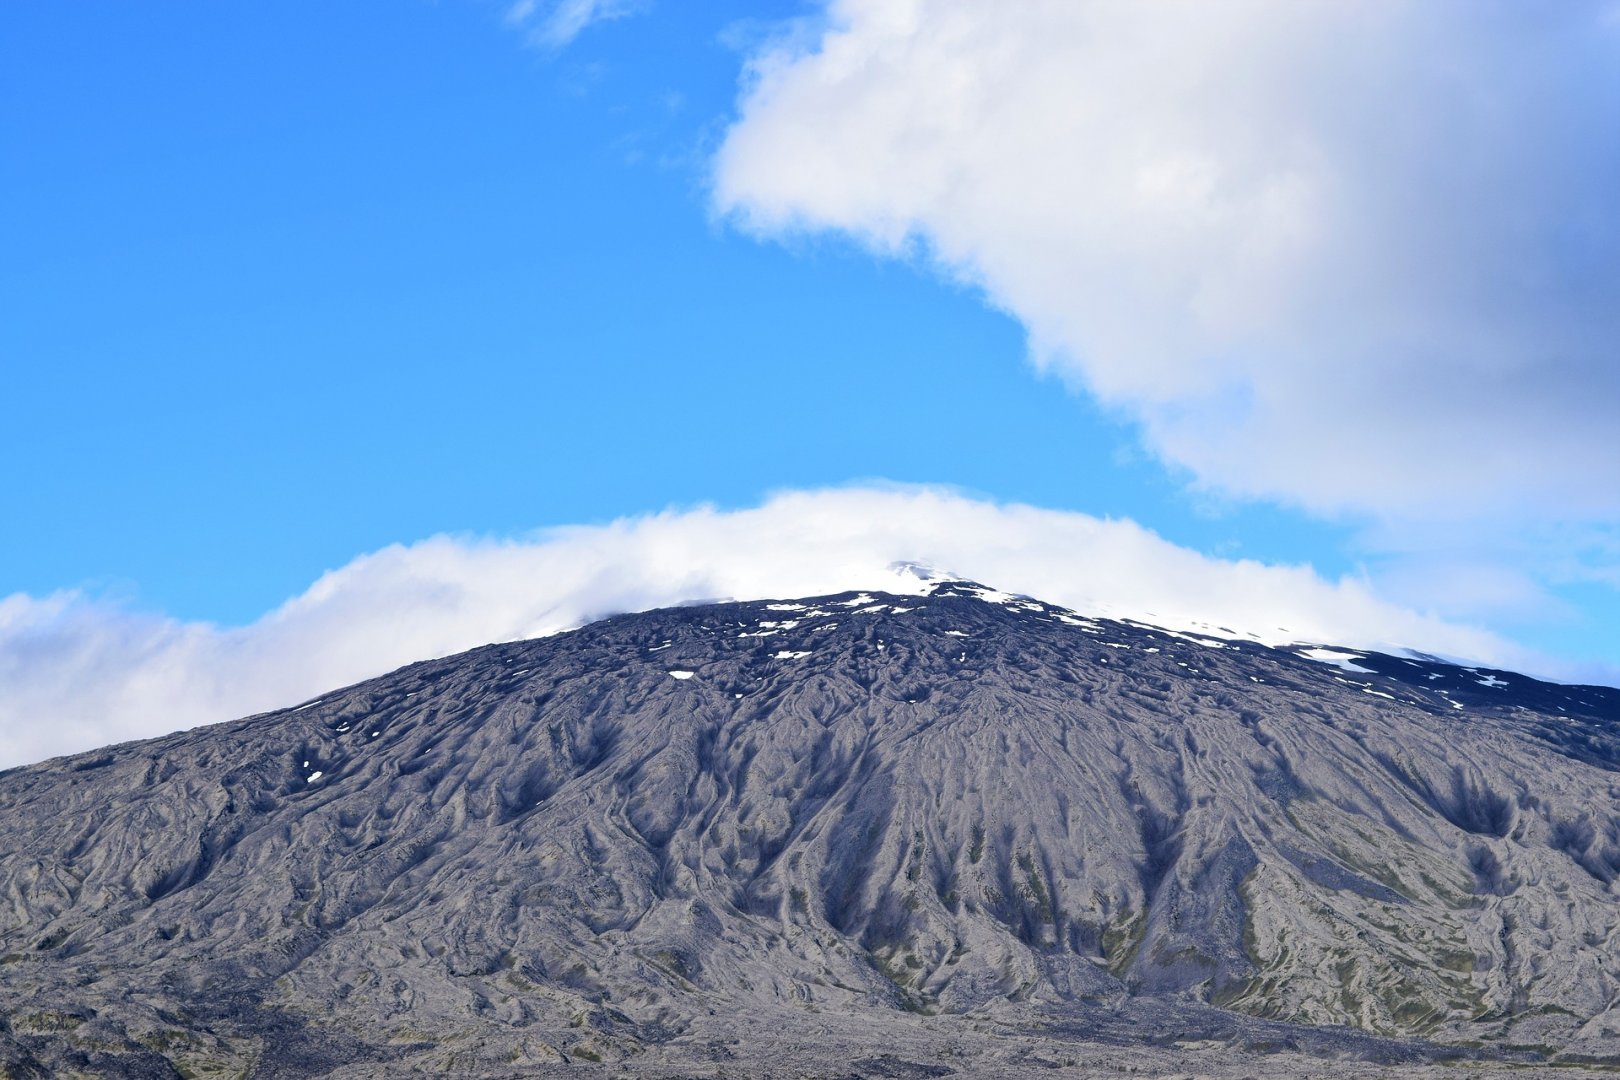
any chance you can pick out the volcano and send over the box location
[3,580,1620,1077]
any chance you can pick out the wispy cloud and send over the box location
[0,486,1570,771]
[506,0,642,49]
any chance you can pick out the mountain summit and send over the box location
[3,582,1619,1077]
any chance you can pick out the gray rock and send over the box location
[2,580,1619,1077]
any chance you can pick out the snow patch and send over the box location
[958,585,1019,605]
[1149,627,1230,649]
[1298,648,1375,674]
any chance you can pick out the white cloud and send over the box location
[506,0,639,48]
[0,486,1565,771]
[713,1,1620,525]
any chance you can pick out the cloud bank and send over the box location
[714,1,1620,524]
[0,487,1553,771]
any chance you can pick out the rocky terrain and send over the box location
[3,579,1620,1078]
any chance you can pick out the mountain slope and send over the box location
[2,581,1619,1077]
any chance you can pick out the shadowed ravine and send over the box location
[3,581,1620,1077]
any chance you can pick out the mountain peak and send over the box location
[2,590,1619,1076]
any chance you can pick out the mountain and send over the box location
[3,580,1619,1078]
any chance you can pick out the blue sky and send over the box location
[2,2,1617,764]
[3,2,1356,615]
